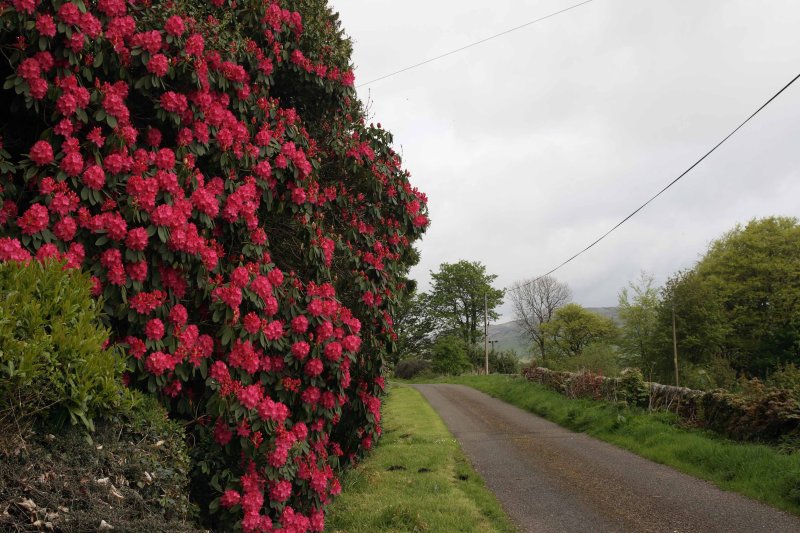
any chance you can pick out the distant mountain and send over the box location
[487,307,620,358]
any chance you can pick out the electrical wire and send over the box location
[356,0,595,88]
[513,70,800,291]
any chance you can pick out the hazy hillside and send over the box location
[487,307,620,357]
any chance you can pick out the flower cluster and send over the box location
[0,0,428,531]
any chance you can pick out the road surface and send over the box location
[413,383,800,533]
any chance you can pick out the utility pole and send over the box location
[484,292,489,375]
[672,302,680,387]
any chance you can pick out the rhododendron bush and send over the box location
[0,0,428,530]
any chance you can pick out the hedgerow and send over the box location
[0,0,428,530]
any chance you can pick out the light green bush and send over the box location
[0,261,130,432]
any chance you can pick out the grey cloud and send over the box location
[332,0,800,321]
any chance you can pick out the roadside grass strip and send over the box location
[325,384,517,532]
[438,375,800,516]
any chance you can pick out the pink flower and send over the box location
[243,312,261,334]
[57,2,81,25]
[304,358,323,377]
[160,91,188,114]
[291,187,307,205]
[323,342,342,362]
[236,383,262,410]
[184,33,205,57]
[82,165,106,190]
[29,140,53,166]
[342,334,361,353]
[270,480,292,503]
[164,15,186,37]
[291,315,309,334]
[126,227,149,251]
[249,275,272,299]
[263,320,283,341]
[53,217,77,241]
[147,54,169,77]
[60,151,84,177]
[129,291,165,314]
[11,0,36,15]
[291,341,310,360]
[220,490,241,509]
[36,15,56,37]
[145,351,174,376]
[126,261,148,282]
[169,304,188,326]
[17,204,49,235]
[267,267,284,286]
[230,266,250,287]
[0,238,31,262]
[145,318,165,340]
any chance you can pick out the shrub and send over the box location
[489,349,520,374]
[394,359,431,380]
[681,356,738,391]
[431,336,472,375]
[546,342,621,376]
[0,1,427,530]
[0,260,128,434]
[768,363,800,400]
[700,381,800,441]
[618,368,648,407]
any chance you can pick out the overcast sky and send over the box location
[331,0,800,322]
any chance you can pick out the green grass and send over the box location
[427,374,800,516]
[325,384,517,533]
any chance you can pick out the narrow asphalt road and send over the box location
[413,383,800,533]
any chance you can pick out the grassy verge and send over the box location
[325,384,517,533]
[426,374,800,516]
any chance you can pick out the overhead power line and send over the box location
[514,70,800,292]
[356,0,595,88]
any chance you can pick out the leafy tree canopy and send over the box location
[541,303,618,360]
[428,260,504,346]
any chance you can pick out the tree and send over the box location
[654,270,729,381]
[650,217,800,381]
[695,217,800,375]
[541,304,618,360]
[391,290,436,363]
[617,272,659,368]
[429,261,504,346]
[509,275,571,360]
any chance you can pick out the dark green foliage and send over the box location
[393,359,432,379]
[0,394,196,532]
[431,336,472,375]
[647,217,800,381]
[653,269,729,381]
[489,350,520,374]
[769,363,800,399]
[0,261,130,433]
[391,289,436,363]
